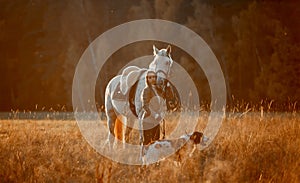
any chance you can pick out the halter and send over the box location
[156,70,169,78]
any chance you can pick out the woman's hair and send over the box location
[147,70,156,76]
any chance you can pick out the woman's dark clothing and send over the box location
[139,85,163,145]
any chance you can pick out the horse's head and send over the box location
[149,45,173,80]
[148,45,180,112]
[149,45,173,90]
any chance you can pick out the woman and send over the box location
[139,70,164,145]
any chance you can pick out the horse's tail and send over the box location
[114,115,124,141]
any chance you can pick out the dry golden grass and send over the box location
[0,112,299,182]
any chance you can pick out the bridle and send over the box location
[153,54,173,94]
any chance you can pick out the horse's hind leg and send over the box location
[124,117,134,143]
[114,116,123,141]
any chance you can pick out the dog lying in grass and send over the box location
[141,131,208,165]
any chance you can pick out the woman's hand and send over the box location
[154,113,162,121]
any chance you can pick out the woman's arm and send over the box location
[142,87,152,117]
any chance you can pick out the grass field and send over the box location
[0,112,299,182]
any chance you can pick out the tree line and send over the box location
[0,0,299,111]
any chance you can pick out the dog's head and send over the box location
[189,131,203,144]
[188,131,209,146]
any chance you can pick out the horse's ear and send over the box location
[153,45,159,55]
[166,45,171,55]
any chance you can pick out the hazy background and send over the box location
[0,0,299,112]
